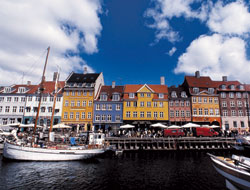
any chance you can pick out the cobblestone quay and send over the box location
[105,137,236,151]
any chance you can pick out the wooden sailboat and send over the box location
[3,47,108,161]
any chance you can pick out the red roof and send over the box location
[96,85,124,101]
[0,84,37,94]
[28,81,65,94]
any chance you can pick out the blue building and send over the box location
[93,82,123,133]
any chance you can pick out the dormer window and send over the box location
[239,85,244,90]
[208,88,214,94]
[18,87,26,93]
[171,91,177,98]
[129,93,135,98]
[230,85,235,90]
[181,91,187,98]
[221,85,226,90]
[112,93,120,101]
[100,94,107,101]
[193,88,199,94]
[159,93,164,99]
[4,87,11,93]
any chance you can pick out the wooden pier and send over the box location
[106,137,236,151]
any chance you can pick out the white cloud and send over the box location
[145,0,210,43]
[0,0,102,85]
[167,47,177,56]
[207,0,250,35]
[174,34,250,82]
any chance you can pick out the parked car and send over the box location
[195,127,219,137]
[164,128,185,137]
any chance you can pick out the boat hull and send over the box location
[210,156,250,190]
[3,142,105,161]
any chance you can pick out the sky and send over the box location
[1,0,250,87]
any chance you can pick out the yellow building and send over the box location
[61,71,104,131]
[123,84,168,127]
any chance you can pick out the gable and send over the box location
[137,84,154,93]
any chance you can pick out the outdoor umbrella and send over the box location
[182,122,200,128]
[51,123,72,129]
[168,125,182,129]
[150,123,168,128]
[120,124,135,129]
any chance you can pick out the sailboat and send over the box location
[3,47,108,161]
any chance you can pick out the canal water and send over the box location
[0,150,231,190]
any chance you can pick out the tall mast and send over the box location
[49,71,59,141]
[33,47,50,136]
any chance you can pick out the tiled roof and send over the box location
[28,81,65,94]
[0,84,37,94]
[67,73,100,83]
[96,85,124,101]
[168,85,189,98]
[185,76,215,88]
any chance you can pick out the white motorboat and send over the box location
[3,133,108,161]
[208,153,250,190]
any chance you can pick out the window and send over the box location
[203,98,207,103]
[126,101,131,107]
[72,91,75,96]
[107,104,112,110]
[230,85,235,90]
[236,92,241,98]
[42,97,47,102]
[88,101,93,107]
[238,101,242,107]
[210,109,214,115]
[70,112,74,119]
[76,112,80,119]
[221,93,226,98]
[133,101,137,107]
[89,92,93,96]
[102,104,106,110]
[147,112,151,118]
[13,106,17,113]
[47,107,52,113]
[160,112,164,118]
[0,106,3,112]
[223,110,228,116]
[147,102,151,107]
[221,85,226,90]
[204,109,208,115]
[14,97,19,102]
[222,101,227,107]
[192,97,196,103]
[215,109,219,115]
[7,97,12,102]
[116,104,121,110]
[95,115,100,121]
[10,118,15,124]
[140,112,144,118]
[147,93,151,97]
[33,107,38,112]
[5,106,10,113]
[83,91,87,96]
[115,115,121,122]
[181,111,185,117]
[153,102,157,107]
[193,88,199,93]
[112,94,120,101]
[159,102,163,108]
[229,92,234,98]
[231,110,236,116]
[65,100,69,107]
[233,121,237,128]
[171,91,177,98]
[77,91,81,96]
[230,101,235,107]
[140,101,144,107]
[175,101,179,106]
[193,108,197,115]
[170,101,174,107]
[140,93,144,97]
[64,112,68,119]
[50,97,53,102]
[208,88,214,94]
[243,92,248,98]
[41,107,45,113]
[28,96,32,101]
[186,101,190,106]
[101,115,106,121]
[181,91,187,98]
[71,101,75,107]
[133,111,137,118]
[81,112,85,119]
[198,97,202,103]
[126,111,131,118]
[56,97,61,102]
[214,98,218,104]
[77,100,80,107]
[241,121,245,128]
[186,111,190,117]
[154,112,158,118]
[107,115,112,121]
[129,93,134,98]
[66,91,69,96]
[96,104,100,110]
[198,108,202,115]
[159,93,164,98]
[176,110,179,117]
[170,110,174,118]
[180,101,184,107]
[88,112,91,119]
[0,97,4,102]
[100,94,107,101]
[238,110,244,117]
[82,101,86,107]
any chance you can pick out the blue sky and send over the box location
[1,0,250,86]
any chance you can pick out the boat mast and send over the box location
[33,47,50,136]
[49,70,59,141]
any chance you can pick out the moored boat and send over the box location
[208,153,250,190]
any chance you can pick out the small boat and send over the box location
[207,153,250,190]
[233,135,250,151]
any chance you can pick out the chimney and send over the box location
[222,76,227,82]
[83,67,88,74]
[112,81,115,88]
[160,76,165,85]
[195,71,200,78]
[27,81,31,85]
[53,72,59,82]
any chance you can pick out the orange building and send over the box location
[182,71,221,126]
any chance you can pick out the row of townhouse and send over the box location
[1,70,250,133]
